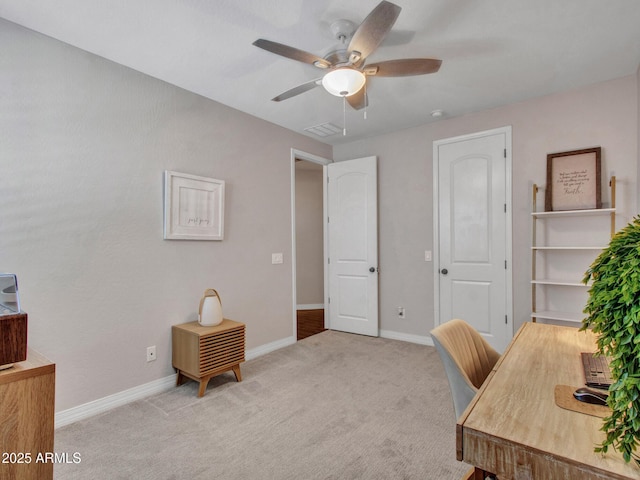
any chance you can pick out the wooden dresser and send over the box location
[172,319,245,397]
[0,349,55,480]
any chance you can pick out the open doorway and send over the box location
[291,150,330,340]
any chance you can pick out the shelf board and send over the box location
[531,208,615,218]
[531,279,590,287]
[532,246,606,250]
[531,310,584,323]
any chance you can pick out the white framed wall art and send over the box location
[164,171,225,240]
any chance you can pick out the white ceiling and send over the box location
[1,0,640,145]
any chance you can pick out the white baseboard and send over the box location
[55,335,297,429]
[245,335,296,361]
[380,329,434,346]
[55,375,176,429]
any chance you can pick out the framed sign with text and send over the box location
[164,171,225,240]
[545,147,602,211]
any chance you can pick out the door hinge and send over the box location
[328,257,330,264]
[503,148,507,158]
[504,203,507,213]
[505,315,508,324]
[505,260,507,269]
[327,216,330,223]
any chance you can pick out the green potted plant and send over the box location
[581,215,640,464]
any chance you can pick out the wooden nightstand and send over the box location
[172,319,245,397]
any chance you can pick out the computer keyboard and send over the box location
[581,352,613,389]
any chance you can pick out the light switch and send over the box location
[272,253,283,264]
[425,250,432,262]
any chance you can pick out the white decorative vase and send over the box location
[198,289,223,326]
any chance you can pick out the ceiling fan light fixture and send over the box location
[322,68,366,97]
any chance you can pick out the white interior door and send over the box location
[434,128,512,352]
[327,156,378,337]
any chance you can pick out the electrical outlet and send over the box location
[272,253,283,264]
[398,307,405,318]
[146,345,156,362]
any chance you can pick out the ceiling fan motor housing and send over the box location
[330,19,357,43]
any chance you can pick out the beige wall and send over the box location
[2,16,638,413]
[335,75,638,338]
[0,19,331,411]
[294,163,324,306]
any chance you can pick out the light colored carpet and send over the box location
[54,330,470,479]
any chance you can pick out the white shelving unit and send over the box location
[531,177,616,324]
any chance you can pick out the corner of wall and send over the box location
[637,63,640,211]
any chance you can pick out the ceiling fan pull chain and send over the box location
[343,95,347,136]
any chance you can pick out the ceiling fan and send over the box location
[252,1,442,110]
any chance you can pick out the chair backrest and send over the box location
[430,319,501,419]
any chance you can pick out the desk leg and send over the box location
[462,467,495,480]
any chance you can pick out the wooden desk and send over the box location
[0,349,55,480]
[456,322,638,480]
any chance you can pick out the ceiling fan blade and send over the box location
[346,88,368,111]
[272,79,322,102]
[253,39,331,69]
[347,1,401,63]
[365,58,442,77]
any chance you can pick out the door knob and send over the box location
[369,267,376,273]
[441,268,448,275]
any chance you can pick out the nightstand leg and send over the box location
[232,364,242,382]
[176,371,187,386]
[198,377,211,397]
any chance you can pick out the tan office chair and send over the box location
[431,319,501,480]
[430,318,500,419]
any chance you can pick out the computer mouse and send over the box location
[573,387,609,406]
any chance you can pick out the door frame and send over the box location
[290,149,332,339]
[432,126,514,331]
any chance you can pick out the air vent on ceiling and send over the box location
[304,123,342,137]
